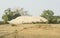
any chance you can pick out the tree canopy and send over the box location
[41,10,54,23]
[2,8,29,23]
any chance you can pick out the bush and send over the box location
[0,21,5,25]
[0,21,9,25]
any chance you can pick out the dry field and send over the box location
[0,24,60,38]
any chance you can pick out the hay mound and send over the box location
[8,16,48,25]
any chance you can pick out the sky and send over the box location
[0,0,60,20]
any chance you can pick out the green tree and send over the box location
[41,10,54,23]
[2,8,29,23]
[2,14,8,23]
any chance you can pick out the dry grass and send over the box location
[0,24,60,38]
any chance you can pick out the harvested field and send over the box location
[0,24,60,38]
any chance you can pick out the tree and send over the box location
[41,10,54,23]
[2,8,29,23]
[2,14,8,23]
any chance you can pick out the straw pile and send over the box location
[8,16,48,25]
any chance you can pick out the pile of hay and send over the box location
[8,16,48,25]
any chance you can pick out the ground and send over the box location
[0,24,60,38]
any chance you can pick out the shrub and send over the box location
[0,21,9,25]
[0,21,5,25]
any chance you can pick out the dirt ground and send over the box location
[0,24,60,38]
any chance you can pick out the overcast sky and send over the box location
[0,0,60,20]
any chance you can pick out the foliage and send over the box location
[41,10,54,23]
[0,21,4,25]
[2,14,8,21]
[41,10,54,18]
[0,21,9,25]
[2,8,29,23]
[52,16,60,24]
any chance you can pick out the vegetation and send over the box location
[51,16,60,23]
[0,21,9,25]
[1,7,60,24]
[41,10,54,23]
[41,10,60,24]
[2,8,29,23]
[0,21,5,25]
[0,24,60,38]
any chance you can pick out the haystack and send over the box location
[8,16,48,25]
